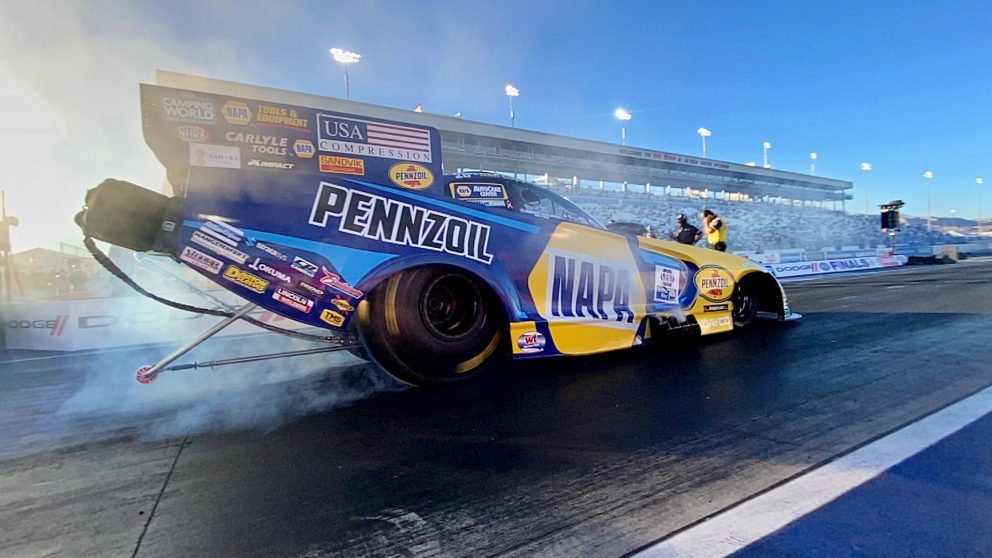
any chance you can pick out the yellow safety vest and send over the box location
[707,217,728,245]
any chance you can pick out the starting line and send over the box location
[634,384,992,557]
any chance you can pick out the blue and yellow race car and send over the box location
[76,84,798,385]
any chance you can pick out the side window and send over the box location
[519,187,592,226]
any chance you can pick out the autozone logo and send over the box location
[190,231,249,264]
[308,182,494,265]
[6,316,68,336]
[272,287,313,313]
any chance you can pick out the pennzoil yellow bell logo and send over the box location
[694,266,735,302]
[388,163,434,190]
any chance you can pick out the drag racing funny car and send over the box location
[74,83,800,385]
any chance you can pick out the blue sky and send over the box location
[1,0,990,249]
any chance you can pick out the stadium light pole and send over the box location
[860,162,872,215]
[977,177,985,235]
[329,48,361,100]
[697,127,711,158]
[809,152,817,175]
[923,170,934,232]
[505,85,519,128]
[615,108,632,145]
[762,141,772,168]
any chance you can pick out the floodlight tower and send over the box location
[762,141,772,168]
[978,177,985,235]
[809,152,817,174]
[923,170,934,232]
[505,85,519,128]
[615,108,632,145]
[860,162,872,215]
[329,48,361,100]
[697,127,712,158]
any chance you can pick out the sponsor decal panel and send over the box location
[330,297,355,313]
[694,266,735,303]
[298,281,325,298]
[517,331,546,354]
[318,267,363,298]
[291,256,318,277]
[161,93,215,124]
[200,219,243,246]
[653,265,682,303]
[222,101,252,125]
[319,309,346,328]
[180,246,223,274]
[247,257,292,284]
[293,139,316,159]
[545,251,635,323]
[251,241,287,261]
[450,182,510,208]
[388,163,434,190]
[223,265,269,294]
[224,131,289,156]
[308,182,494,265]
[704,303,730,313]
[316,114,433,162]
[319,155,365,175]
[189,143,241,169]
[272,287,314,313]
[6,316,69,336]
[699,316,733,330]
[190,231,249,264]
[247,158,295,170]
[256,103,309,132]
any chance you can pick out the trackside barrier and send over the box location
[766,255,908,278]
[1,291,310,351]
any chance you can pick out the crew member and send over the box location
[701,209,728,251]
[670,214,702,245]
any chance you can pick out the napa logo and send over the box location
[293,139,315,159]
[222,101,252,125]
[388,162,434,190]
[546,252,635,324]
[694,265,735,302]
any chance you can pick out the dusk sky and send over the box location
[1,0,990,250]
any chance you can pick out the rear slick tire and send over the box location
[357,267,504,386]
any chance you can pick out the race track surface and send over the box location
[2,259,991,557]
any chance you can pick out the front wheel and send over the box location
[357,267,505,385]
[731,282,758,327]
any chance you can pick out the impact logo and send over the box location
[317,114,433,162]
[388,163,434,190]
[546,252,635,323]
[694,266,735,303]
[308,182,494,265]
[161,93,215,124]
[222,101,252,125]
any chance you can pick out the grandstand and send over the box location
[155,71,968,255]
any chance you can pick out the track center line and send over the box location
[631,384,992,558]
[131,435,190,558]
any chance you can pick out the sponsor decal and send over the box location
[704,303,730,313]
[272,287,314,313]
[200,219,243,247]
[699,316,733,329]
[319,309,346,328]
[298,281,325,298]
[293,139,316,159]
[388,162,434,190]
[161,93,215,124]
[316,114,433,162]
[256,103,309,132]
[189,143,241,169]
[450,182,507,200]
[291,256,318,277]
[456,185,472,197]
[318,267,363,298]
[547,252,635,323]
[179,246,223,274]
[772,263,815,275]
[653,265,682,303]
[247,257,292,284]
[330,296,355,313]
[517,331,546,354]
[224,131,289,155]
[309,182,494,265]
[222,100,252,125]
[694,266,735,303]
[247,158,295,170]
[223,265,269,294]
[6,316,68,336]
[190,231,249,264]
[251,241,287,261]
[174,125,209,143]
[318,155,365,175]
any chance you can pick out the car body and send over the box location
[77,84,798,385]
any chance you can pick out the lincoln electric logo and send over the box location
[308,182,494,265]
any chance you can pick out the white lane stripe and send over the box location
[636,384,992,558]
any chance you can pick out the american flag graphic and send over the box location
[366,121,430,152]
